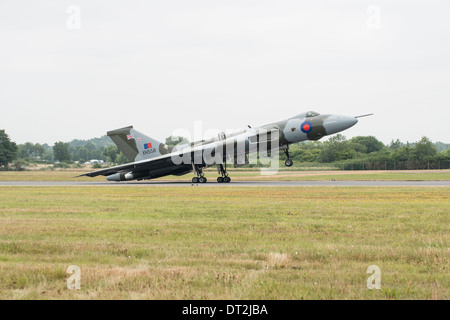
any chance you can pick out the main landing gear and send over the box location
[284,145,293,167]
[192,163,232,183]
[192,176,207,183]
[217,163,231,183]
[192,164,207,183]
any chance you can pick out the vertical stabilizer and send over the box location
[107,126,169,162]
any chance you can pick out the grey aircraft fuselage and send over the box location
[80,111,360,183]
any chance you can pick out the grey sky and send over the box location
[1,0,449,145]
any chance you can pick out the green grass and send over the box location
[0,169,449,182]
[0,186,448,299]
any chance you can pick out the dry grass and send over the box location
[0,186,448,299]
[0,169,449,182]
[266,253,291,269]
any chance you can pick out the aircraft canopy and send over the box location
[292,111,321,119]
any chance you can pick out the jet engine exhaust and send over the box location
[106,172,141,181]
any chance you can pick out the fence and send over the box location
[340,160,450,170]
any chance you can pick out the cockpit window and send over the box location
[306,111,320,117]
[292,111,320,119]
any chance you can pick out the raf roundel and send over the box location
[301,121,313,133]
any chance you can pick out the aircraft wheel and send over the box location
[199,177,207,183]
[285,159,293,167]
[217,177,224,183]
[224,176,231,183]
[192,177,199,183]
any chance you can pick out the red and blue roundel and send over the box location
[301,121,313,133]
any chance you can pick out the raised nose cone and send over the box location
[323,115,358,135]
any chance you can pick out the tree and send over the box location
[18,142,34,159]
[390,146,410,162]
[103,145,119,163]
[53,142,72,162]
[42,150,53,162]
[434,142,450,153]
[74,146,89,162]
[41,144,53,162]
[115,152,128,165]
[350,136,385,153]
[165,136,189,147]
[319,134,356,162]
[33,143,45,159]
[0,130,18,169]
[290,141,322,162]
[389,139,404,150]
[89,148,104,161]
[17,142,46,160]
[412,136,437,161]
[82,141,104,160]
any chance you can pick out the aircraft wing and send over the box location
[77,152,192,181]
[76,162,136,178]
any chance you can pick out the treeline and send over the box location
[0,131,128,169]
[50,140,127,165]
[1,128,449,170]
[288,135,450,168]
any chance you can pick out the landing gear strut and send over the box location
[284,145,293,167]
[217,163,231,183]
[192,164,207,183]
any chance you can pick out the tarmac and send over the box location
[1,180,449,187]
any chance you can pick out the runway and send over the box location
[0,180,449,187]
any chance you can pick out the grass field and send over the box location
[0,186,448,299]
[0,169,449,182]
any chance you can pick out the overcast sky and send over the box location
[1,0,449,145]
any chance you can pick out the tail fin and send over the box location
[107,126,169,162]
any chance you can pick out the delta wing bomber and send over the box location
[79,111,371,183]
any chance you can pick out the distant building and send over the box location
[85,159,105,165]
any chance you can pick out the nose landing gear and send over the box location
[284,145,293,167]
